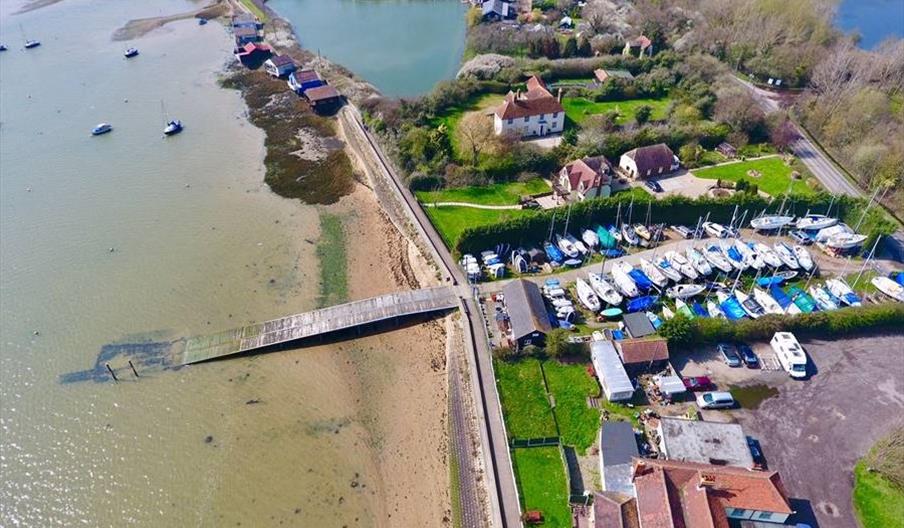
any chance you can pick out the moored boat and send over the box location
[809,285,838,311]
[795,214,837,231]
[704,245,733,274]
[91,123,113,135]
[753,287,784,315]
[871,276,904,302]
[164,119,183,136]
[639,258,669,288]
[654,256,683,282]
[750,215,794,231]
[773,242,800,269]
[124,47,139,58]
[575,278,602,312]
[665,283,706,299]
[735,290,765,319]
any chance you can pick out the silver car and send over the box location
[696,391,735,409]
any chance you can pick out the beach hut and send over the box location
[288,69,326,95]
[303,85,342,114]
[264,55,297,78]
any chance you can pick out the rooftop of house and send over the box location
[304,85,341,102]
[482,0,510,16]
[600,421,639,496]
[495,76,563,120]
[233,26,259,37]
[622,311,655,338]
[292,69,322,83]
[632,458,793,528]
[594,491,640,528]
[622,143,675,173]
[658,417,755,469]
[561,156,612,191]
[615,337,669,365]
[501,279,552,340]
[627,35,653,49]
[236,42,271,55]
[595,68,635,81]
[268,55,296,67]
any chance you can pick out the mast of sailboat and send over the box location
[548,210,556,241]
[825,194,836,217]
[562,202,572,236]
[614,202,622,232]
[852,235,882,289]
[854,185,888,232]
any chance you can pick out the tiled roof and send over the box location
[622,143,675,175]
[495,76,563,119]
[627,35,652,49]
[561,156,612,191]
[292,69,322,83]
[615,337,669,364]
[269,55,296,67]
[594,491,640,528]
[304,85,340,102]
[632,458,793,528]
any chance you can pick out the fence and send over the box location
[509,436,560,448]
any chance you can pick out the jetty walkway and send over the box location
[178,286,458,365]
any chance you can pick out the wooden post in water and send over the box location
[105,363,118,382]
[128,360,139,378]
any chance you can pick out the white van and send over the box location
[696,391,735,409]
[771,332,808,378]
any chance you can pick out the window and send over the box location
[756,512,774,520]
[508,118,513,125]
[553,111,558,118]
[525,116,530,123]
[727,508,748,518]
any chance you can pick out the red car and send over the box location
[683,376,715,392]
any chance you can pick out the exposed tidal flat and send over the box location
[1,0,450,526]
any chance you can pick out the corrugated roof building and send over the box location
[501,279,551,351]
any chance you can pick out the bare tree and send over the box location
[457,112,496,166]
[582,2,615,34]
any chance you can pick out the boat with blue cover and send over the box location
[595,225,618,249]
[769,284,794,310]
[627,295,658,313]
[787,286,817,313]
[691,301,708,318]
[544,242,563,263]
[716,291,747,320]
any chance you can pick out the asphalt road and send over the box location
[733,334,904,528]
[342,105,522,528]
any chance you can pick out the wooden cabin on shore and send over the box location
[303,85,342,114]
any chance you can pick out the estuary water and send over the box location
[268,0,468,97]
[0,1,394,526]
[837,0,904,49]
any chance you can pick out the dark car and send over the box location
[738,343,760,368]
[644,180,664,193]
[682,376,716,392]
[747,436,767,469]
[717,343,741,367]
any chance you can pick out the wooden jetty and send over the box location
[179,287,459,365]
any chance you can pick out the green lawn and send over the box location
[316,213,347,308]
[512,447,571,528]
[692,156,815,196]
[429,92,504,132]
[562,97,671,125]
[542,361,601,453]
[424,206,534,249]
[416,178,550,206]
[494,359,559,440]
[854,461,904,527]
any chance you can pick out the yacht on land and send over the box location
[795,214,837,231]
[716,291,747,320]
[611,263,641,298]
[793,245,814,272]
[752,242,783,268]
[773,242,800,269]
[809,285,839,311]
[704,245,733,274]
[654,255,683,282]
[750,214,794,231]
[667,250,699,280]
[703,222,730,238]
[575,278,602,312]
[639,258,669,288]
[666,283,706,299]
[555,234,580,259]
[621,224,640,246]
[581,229,600,249]
[826,279,862,307]
[588,272,623,306]
[871,276,904,302]
[735,290,766,319]
[753,287,784,315]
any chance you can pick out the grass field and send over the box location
[430,92,504,162]
[512,447,571,528]
[424,206,533,248]
[494,359,559,440]
[692,156,815,196]
[854,461,904,527]
[562,97,671,125]
[416,178,550,206]
[316,213,347,308]
[542,361,601,452]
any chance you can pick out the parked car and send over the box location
[747,436,767,469]
[644,180,664,193]
[790,229,813,245]
[670,225,693,239]
[682,376,716,392]
[696,391,735,409]
[738,343,760,368]
[717,343,741,367]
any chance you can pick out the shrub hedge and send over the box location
[660,302,904,345]
[454,192,896,255]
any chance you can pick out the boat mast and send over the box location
[852,235,882,289]
[548,210,556,241]
[562,202,572,236]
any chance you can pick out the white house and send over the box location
[493,76,565,138]
[618,143,679,179]
[558,155,613,201]
[264,55,297,78]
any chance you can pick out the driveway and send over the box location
[730,333,904,527]
[637,169,714,199]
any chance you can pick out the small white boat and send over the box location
[796,214,837,231]
[612,263,640,298]
[809,285,838,311]
[91,123,113,135]
[735,239,764,271]
[871,276,904,302]
[124,47,139,58]
[815,223,852,243]
[511,251,528,274]
[753,287,784,315]
[704,245,733,274]
[581,229,600,249]
[703,221,730,238]
[634,224,652,241]
[706,300,725,319]
[666,250,699,280]
[685,247,712,276]
[773,242,800,269]
[753,242,783,268]
[646,311,663,329]
[793,245,814,272]
[750,215,795,231]
[556,235,580,259]
[621,224,640,246]
[661,306,675,320]
[826,279,861,307]
[460,254,481,281]
[575,278,602,312]
[735,290,765,319]
[826,233,868,250]
[719,240,748,271]
[164,119,183,136]
[666,283,706,299]
[654,256,683,282]
[639,258,669,287]
[587,272,623,306]
[565,234,589,255]
[24,39,40,49]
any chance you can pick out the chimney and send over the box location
[557,87,562,102]
[697,473,717,490]
[631,460,647,481]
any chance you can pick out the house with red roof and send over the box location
[619,143,679,179]
[558,155,613,201]
[493,76,564,138]
[623,35,653,58]
[631,458,794,526]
